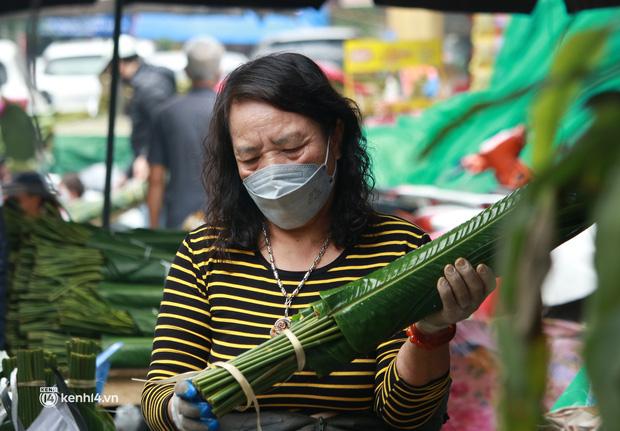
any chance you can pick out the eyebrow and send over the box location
[272,131,305,147]
[235,145,260,157]
[234,131,306,158]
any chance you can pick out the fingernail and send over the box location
[440,277,449,287]
[446,265,455,274]
[478,264,487,274]
[456,258,467,268]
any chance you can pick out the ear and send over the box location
[331,120,344,161]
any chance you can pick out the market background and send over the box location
[1,0,618,429]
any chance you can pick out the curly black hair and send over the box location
[202,53,375,254]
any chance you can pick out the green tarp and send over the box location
[367,0,620,192]
[51,134,133,175]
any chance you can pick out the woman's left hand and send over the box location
[416,257,496,333]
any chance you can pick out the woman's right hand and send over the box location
[168,380,220,431]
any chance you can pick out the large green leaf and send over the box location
[584,99,620,429]
[495,89,620,429]
[98,282,163,309]
[531,27,610,170]
[496,188,554,431]
[299,186,590,375]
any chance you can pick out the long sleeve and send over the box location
[373,335,451,430]
[372,230,451,430]
[141,234,212,431]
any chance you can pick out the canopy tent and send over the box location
[37,9,327,43]
[2,0,620,227]
[0,0,317,15]
[4,0,620,16]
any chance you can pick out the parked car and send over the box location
[36,37,155,117]
[36,39,111,117]
[252,26,358,67]
[0,39,52,117]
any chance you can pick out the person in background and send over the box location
[3,171,60,218]
[59,172,85,201]
[147,36,224,229]
[118,35,177,180]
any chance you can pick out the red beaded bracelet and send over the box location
[406,323,457,350]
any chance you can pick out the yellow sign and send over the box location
[341,38,442,117]
[344,39,442,75]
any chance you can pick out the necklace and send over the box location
[262,224,330,337]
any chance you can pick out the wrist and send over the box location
[406,322,456,350]
[414,319,451,335]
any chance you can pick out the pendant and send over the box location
[270,317,291,337]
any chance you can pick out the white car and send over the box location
[0,39,52,116]
[36,39,111,117]
[36,37,155,117]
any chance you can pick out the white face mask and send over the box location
[242,141,336,230]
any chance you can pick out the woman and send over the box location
[141,53,495,431]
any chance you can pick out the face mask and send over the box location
[243,140,337,230]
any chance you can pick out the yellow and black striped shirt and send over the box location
[141,213,451,430]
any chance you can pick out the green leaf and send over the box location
[531,27,610,170]
[496,188,555,431]
[302,187,590,375]
[584,100,620,429]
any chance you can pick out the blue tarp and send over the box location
[40,14,132,38]
[40,8,328,44]
[133,9,328,44]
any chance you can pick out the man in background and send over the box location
[118,35,177,180]
[147,37,224,229]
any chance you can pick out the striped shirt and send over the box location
[141,213,451,430]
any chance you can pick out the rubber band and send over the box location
[212,361,262,431]
[136,370,201,385]
[282,329,305,371]
[66,379,96,389]
[17,380,46,387]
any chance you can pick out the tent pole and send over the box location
[102,0,123,229]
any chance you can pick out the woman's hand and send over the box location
[416,258,496,334]
[168,380,220,431]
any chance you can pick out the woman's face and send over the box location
[229,100,340,180]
